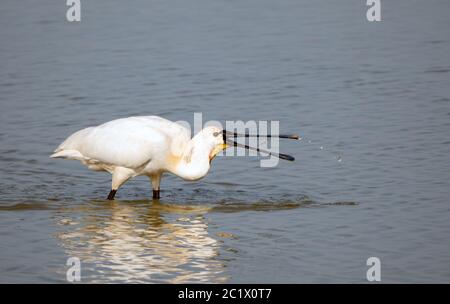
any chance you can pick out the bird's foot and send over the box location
[152,189,160,200]
[107,189,117,200]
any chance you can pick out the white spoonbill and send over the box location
[51,116,298,200]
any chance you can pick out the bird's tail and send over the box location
[50,149,84,160]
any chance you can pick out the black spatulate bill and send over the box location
[224,131,300,140]
[226,140,295,162]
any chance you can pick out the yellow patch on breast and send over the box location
[166,153,182,169]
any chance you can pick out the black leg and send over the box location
[152,189,160,199]
[107,189,117,200]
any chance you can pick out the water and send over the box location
[1,0,450,283]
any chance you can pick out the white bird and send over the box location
[51,116,298,200]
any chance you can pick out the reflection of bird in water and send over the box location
[56,201,228,283]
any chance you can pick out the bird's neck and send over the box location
[172,136,211,181]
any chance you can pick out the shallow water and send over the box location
[1,0,450,283]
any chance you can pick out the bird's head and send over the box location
[199,126,229,162]
[199,126,300,163]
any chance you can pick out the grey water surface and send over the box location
[1,0,450,283]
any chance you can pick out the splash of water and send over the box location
[305,138,343,163]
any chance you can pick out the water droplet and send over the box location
[337,156,342,162]
[320,146,323,150]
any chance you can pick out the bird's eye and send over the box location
[213,132,220,137]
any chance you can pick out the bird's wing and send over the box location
[55,116,191,169]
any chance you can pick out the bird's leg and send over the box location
[150,173,162,200]
[107,167,134,200]
[107,189,117,200]
[153,189,160,199]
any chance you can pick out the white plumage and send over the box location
[51,116,227,200]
